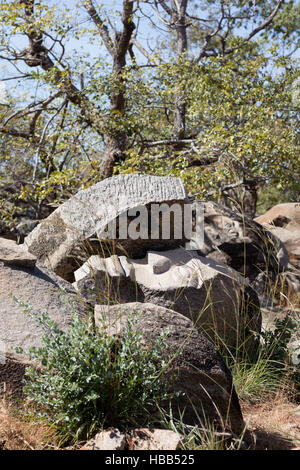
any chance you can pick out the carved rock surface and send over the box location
[23,174,189,281]
[80,428,182,451]
[76,249,261,357]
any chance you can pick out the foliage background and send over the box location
[0,0,299,226]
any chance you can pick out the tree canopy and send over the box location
[0,0,299,223]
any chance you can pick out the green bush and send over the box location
[257,185,299,215]
[15,301,177,441]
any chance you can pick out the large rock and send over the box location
[198,201,289,278]
[76,249,261,357]
[94,302,246,435]
[23,175,189,281]
[0,261,88,395]
[250,266,300,313]
[255,203,300,227]
[255,203,300,269]
[80,428,182,451]
[127,429,182,450]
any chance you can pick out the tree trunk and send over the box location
[101,134,127,179]
[100,55,129,178]
[98,2,135,178]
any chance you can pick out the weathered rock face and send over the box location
[80,428,182,451]
[23,175,189,281]
[80,429,127,451]
[94,302,246,435]
[198,201,289,278]
[255,203,300,227]
[0,261,87,353]
[0,237,37,269]
[126,429,182,451]
[15,220,39,241]
[76,249,261,357]
[0,260,88,396]
[255,203,300,269]
[250,271,275,307]
[0,219,39,243]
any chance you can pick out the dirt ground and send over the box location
[241,398,300,450]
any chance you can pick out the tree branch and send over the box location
[192,0,283,61]
[3,91,62,128]
[222,0,284,56]
[32,98,68,182]
[143,138,197,148]
[194,5,226,62]
[116,0,136,66]
[130,37,160,65]
[246,0,283,42]
[3,0,108,137]
[156,0,173,18]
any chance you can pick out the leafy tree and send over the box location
[129,0,299,215]
[0,0,299,218]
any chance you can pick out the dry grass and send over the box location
[242,393,300,450]
[0,398,59,450]
[0,394,299,450]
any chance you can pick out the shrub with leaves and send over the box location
[15,304,176,441]
[260,314,300,396]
